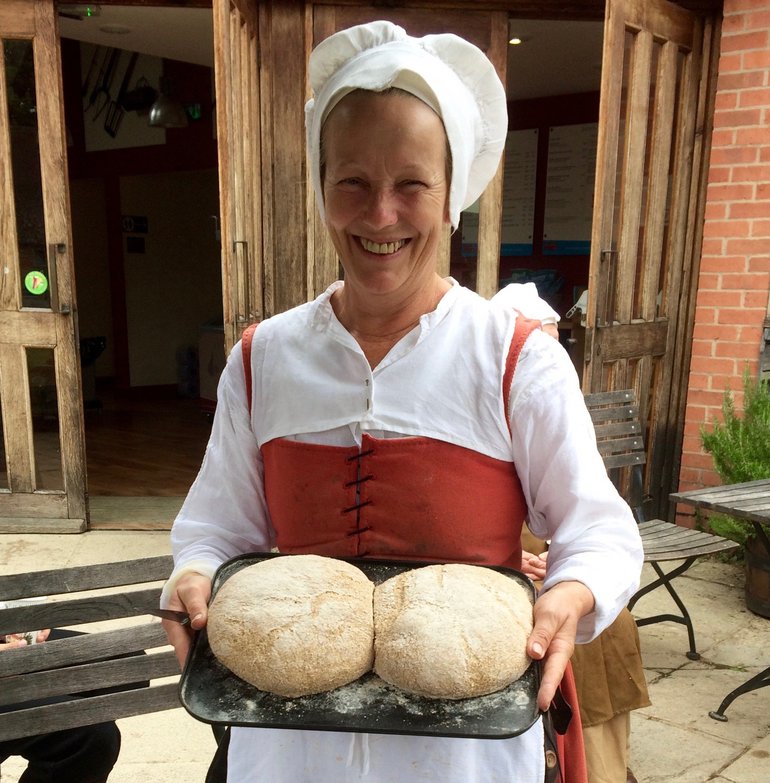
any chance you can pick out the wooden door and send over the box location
[584,0,717,516]
[213,0,263,352]
[310,4,509,299]
[0,0,86,532]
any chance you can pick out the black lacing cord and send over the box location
[346,448,374,462]
[343,449,374,521]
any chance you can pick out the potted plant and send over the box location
[700,369,770,617]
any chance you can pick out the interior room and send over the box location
[55,4,603,526]
[57,5,220,523]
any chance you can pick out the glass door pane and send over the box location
[3,38,51,309]
[27,347,64,491]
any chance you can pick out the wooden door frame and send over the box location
[0,0,86,532]
[582,0,721,517]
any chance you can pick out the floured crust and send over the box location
[373,563,533,699]
[207,555,374,697]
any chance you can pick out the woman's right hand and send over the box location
[162,572,212,668]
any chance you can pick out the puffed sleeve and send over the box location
[491,282,560,326]
[507,328,644,642]
[160,339,273,606]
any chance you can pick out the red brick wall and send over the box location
[679,0,770,497]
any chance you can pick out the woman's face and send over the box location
[322,90,449,301]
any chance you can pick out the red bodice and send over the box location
[262,433,527,568]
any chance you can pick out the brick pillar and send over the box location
[678,0,770,500]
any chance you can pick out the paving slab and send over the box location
[631,558,770,783]
[719,731,770,783]
[629,714,745,783]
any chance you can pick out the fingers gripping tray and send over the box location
[179,553,540,739]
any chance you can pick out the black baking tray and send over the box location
[179,552,540,739]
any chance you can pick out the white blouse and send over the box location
[166,279,643,783]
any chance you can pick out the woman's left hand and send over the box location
[527,580,594,711]
[520,549,548,581]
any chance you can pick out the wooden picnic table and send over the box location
[670,477,770,721]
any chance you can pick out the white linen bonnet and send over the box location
[305,20,508,229]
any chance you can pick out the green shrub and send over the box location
[700,369,770,545]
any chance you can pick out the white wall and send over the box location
[120,168,222,388]
[70,177,115,377]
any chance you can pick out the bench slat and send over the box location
[0,623,170,676]
[0,555,173,600]
[0,649,179,706]
[588,403,639,424]
[594,434,645,457]
[0,683,182,742]
[0,587,165,636]
[584,389,636,409]
[592,420,642,439]
[602,453,645,469]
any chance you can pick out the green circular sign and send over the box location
[24,270,49,296]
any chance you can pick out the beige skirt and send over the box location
[520,526,650,727]
[571,608,651,727]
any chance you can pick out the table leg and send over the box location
[709,665,770,721]
[629,557,700,660]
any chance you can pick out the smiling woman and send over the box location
[161,19,643,783]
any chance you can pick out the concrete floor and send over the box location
[1,531,768,782]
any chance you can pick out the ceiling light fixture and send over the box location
[508,36,527,46]
[148,78,188,129]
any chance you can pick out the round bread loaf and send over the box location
[373,563,533,699]
[207,555,374,697]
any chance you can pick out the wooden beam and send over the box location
[307,0,720,16]
[594,320,669,361]
[0,517,87,533]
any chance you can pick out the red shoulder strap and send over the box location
[241,323,259,415]
[503,317,541,435]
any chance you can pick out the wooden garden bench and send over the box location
[0,554,180,743]
[584,389,740,660]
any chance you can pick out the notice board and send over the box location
[542,122,598,255]
[462,129,538,256]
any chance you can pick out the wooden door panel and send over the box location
[587,0,699,389]
[267,2,309,316]
[0,313,56,345]
[213,0,263,352]
[0,344,35,495]
[0,0,85,531]
[639,41,678,317]
[622,0,695,46]
[593,321,668,361]
[0,2,35,36]
[586,0,714,517]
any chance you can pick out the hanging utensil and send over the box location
[104,51,139,138]
[81,46,101,102]
[90,47,120,121]
[84,46,111,113]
